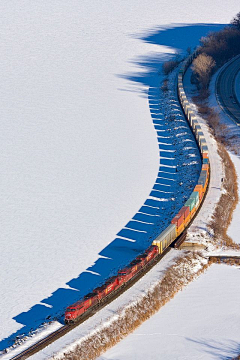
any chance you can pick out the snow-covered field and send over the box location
[1,0,240,357]
[98,32,240,360]
[98,264,240,360]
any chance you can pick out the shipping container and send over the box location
[185,197,195,211]
[201,145,208,153]
[200,139,207,150]
[202,164,209,175]
[195,198,200,209]
[191,118,198,128]
[199,172,207,181]
[190,206,196,219]
[194,184,203,200]
[194,124,202,133]
[176,222,185,236]
[180,206,190,219]
[179,206,191,226]
[188,110,194,121]
[190,191,199,205]
[194,126,202,137]
[203,158,209,164]
[197,131,204,141]
[198,178,206,188]
[171,211,184,228]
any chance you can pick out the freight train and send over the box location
[64,54,210,324]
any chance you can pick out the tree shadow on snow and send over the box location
[186,337,240,359]
[0,22,225,351]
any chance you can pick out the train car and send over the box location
[92,285,107,300]
[190,191,199,209]
[129,259,143,273]
[102,276,119,295]
[65,299,89,323]
[203,157,209,164]
[118,267,133,284]
[185,197,196,219]
[196,131,205,142]
[202,163,209,176]
[179,206,191,226]
[152,224,176,254]
[85,292,99,308]
[194,184,204,201]
[171,211,185,236]
[144,245,159,262]
[65,54,211,326]
[136,253,149,266]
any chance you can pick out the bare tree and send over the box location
[230,11,240,30]
[192,53,216,89]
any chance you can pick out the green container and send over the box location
[185,198,195,211]
[190,191,199,204]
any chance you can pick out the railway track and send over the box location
[10,247,172,360]
[10,184,210,360]
[9,52,211,360]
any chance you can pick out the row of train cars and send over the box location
[64,53,210,324]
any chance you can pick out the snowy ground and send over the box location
[183,68,223,246]
[95,38,240,360]
[1,0,240,357]
[98,264,240,360]
[228,153,240,242]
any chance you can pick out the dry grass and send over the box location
[209,144,239,248]
[58,253,209,360]
[209,257,240,266]
[192,96,239,249]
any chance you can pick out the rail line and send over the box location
[9,50,210,360]
[11,247,171,360]
[10,173,210,360]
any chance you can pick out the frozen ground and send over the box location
[1,0,240,356]
[97,36,240,360]
[98,264,240,360]
[183,68,223,246]
[96,65,240,360]
[228,153,240,242]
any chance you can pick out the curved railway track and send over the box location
[9,51,210,360]
[10,173,210,360]
[11,247,171,360]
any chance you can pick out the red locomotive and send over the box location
[64,245,159,323]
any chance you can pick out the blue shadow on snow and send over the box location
[1,22,225,351]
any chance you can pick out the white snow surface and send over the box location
[1,0,240,356]
[98,264,240,360]
[96,42,240,360]
[183,68,223,245]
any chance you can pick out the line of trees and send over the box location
[192,11,240,91]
